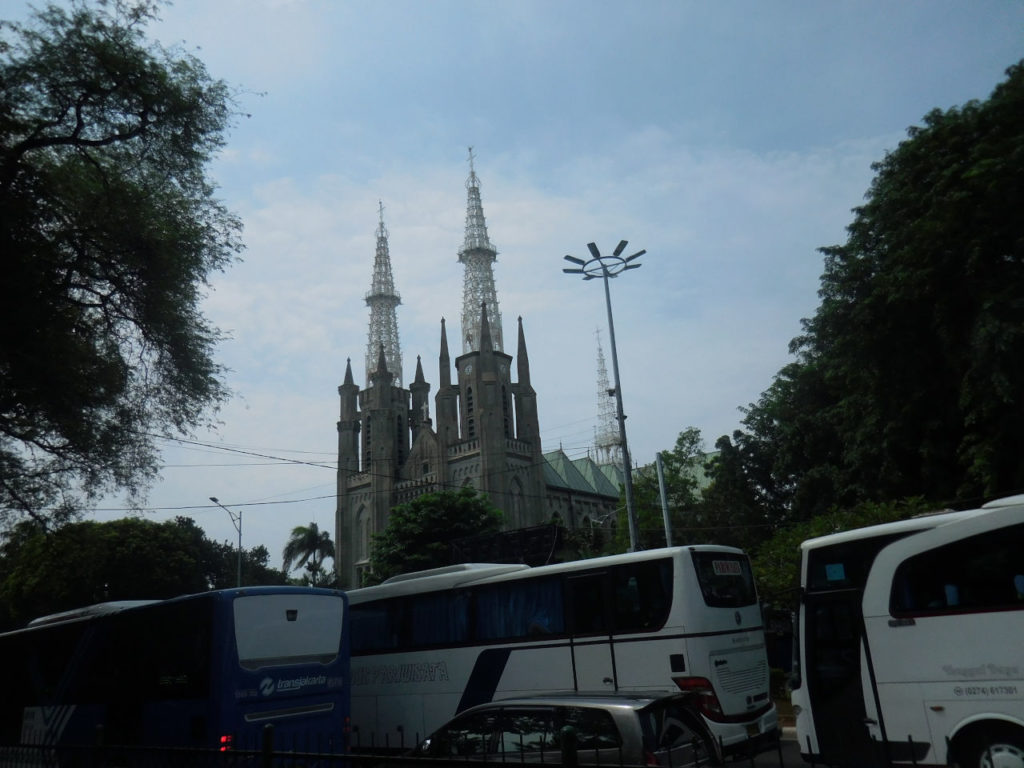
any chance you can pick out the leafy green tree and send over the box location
[365,488,504,585]
[0,516,281,629]
[0,1,242,528]
[282,522,334,586]
[618,427,707,551]
[733,61,1024,519]
[696,432,780,553]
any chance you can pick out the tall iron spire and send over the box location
[365,201,403,388]
[594,329,622,466]
[458,147,503,354]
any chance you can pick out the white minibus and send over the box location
[791,496,1023,768]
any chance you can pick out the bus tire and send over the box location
[957,724,1024,768]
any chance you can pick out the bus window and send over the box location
[890,523,1024,615]
[351,599,400,652]
[691,552,757,607]
[807,534,908,591]
[476,577,564,640]
[612,559,672,632]
[410,590,470,646]
[567,573,608,635]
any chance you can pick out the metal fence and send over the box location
[0,724,785,768]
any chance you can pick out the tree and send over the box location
[618,427,707,551]
[0,1,242,528]
[365,488,504,585]
[733,61,1024,518]
[282,522,334,586]
[0,516,283,630]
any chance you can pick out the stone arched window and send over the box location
[356,506,370,563]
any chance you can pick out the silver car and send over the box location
[410,691,721,766]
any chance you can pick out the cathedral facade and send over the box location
[335,154,619,588]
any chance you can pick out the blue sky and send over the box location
[11,0,1023,573]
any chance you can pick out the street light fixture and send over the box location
[563,240,646,551]
[209,496,242,587]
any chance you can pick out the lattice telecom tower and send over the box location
[594,329,623,466]
[459,148,503,354]
[364,201,403,388]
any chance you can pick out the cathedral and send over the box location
[335,153,622,588]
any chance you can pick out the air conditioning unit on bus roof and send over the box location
[382,563,530,585]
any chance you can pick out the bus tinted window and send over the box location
[806,533,909,591]
[890,523,1024,615]
[477,576,565,639]
[88,602,213,701]
[612,559,672,632]
[411,590,470,646]
[351,599,400,652]
[568,573,607,634]
[692,552,757,607]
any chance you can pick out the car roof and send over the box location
[461,691,688,713]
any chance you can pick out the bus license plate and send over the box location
[746,723,760,737]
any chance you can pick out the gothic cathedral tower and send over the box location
[335,152,547,588]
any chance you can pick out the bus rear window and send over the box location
[234,594,344,669]
[691,552,757,607]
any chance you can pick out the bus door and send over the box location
[802,588,882,768]
[566,573,617,692]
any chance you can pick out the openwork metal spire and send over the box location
[594,329,622,466]
[365,201,403,388]
[458,148,503,354]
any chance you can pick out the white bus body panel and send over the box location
[861,504,1024,765]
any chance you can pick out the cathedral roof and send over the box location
[542,449,619,499]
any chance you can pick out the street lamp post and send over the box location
[210,496,242,587]
[563,240,645,551]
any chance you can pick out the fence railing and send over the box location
[1,723,785,768]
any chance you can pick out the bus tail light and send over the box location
[219,734,234,752]
[672,676,724,719]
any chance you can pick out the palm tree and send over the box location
[282,522,335,586]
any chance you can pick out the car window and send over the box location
[498,707,556,756]
[423,710,497,758]
[558,706,622,750]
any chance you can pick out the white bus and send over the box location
[791,496,1024,768]
[345,546,778,757]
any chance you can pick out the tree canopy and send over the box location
[365,488,504,585]
[724,60,1024,521]
[0,516,284,630]
[621,427,706,551]
[0,0,242,528]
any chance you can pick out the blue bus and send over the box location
[0,586,350,755]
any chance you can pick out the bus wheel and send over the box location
[962,725,1024,768]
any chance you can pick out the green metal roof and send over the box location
[542,449,620,499]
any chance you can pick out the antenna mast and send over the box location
[594,329,622,466]
[459,148,503,354]
[365,201,403,387]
